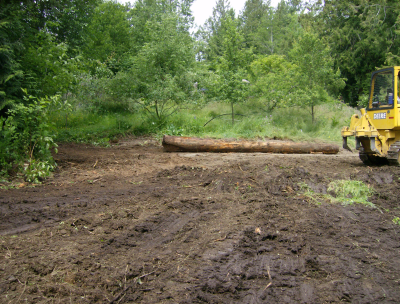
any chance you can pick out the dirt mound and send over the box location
[1,139,400,303]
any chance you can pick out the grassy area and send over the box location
[299,179,376,209]
[48,100,359,145]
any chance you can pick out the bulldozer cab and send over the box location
[367,67,400,130]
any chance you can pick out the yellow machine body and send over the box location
[341,66,400,165]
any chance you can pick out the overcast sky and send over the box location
[116,0,280,27]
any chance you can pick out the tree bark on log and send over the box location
[162,135,339,154]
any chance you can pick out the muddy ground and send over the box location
[1,137,400,303]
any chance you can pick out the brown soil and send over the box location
[1,137,400,303]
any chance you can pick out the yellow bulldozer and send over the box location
[342,66,400,165]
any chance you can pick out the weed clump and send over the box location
[299,179,376,208]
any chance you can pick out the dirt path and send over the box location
[1,137,400,303]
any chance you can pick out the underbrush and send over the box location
[161,101,358,145]
[48,100,359,146]
[49,110,149,145]
[0,93,58,182]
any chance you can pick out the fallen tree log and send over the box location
[162,135,339,154]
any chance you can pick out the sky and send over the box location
[116,0,280,27]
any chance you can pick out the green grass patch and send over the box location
[327,180,376,207]
[299,179,376,208]
[49,109,154,145]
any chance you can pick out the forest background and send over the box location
[1,0,400,182]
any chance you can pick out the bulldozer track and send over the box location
[359,148,386,166]
[358,148,370,165]
[387,141,400,166]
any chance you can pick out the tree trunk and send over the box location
[231,102,234,125]
[162,135,339,154]
[312,104,314,124]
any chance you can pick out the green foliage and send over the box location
[19,0,100,51]
[357,94,369,108]
[327,180,376,208]
[130,0,194,56]
[211,15,252,124]
[289,31,346,122]
[131,13,196,123]
[0,90,57,181]
[307,0,400,105]
[249,54,297,112]
[82,1,132,71]
[24,159,56,183]
[268,0,303,55]
[240,0,270,52]
[0,9,24,112]
[240,0,303,56]
[200,0,236,62]
[2,0,388,160]
[66,70,137,115]
[0,0,100,111]
[299,179,376,208]
[22,31,84,97]
[393,217,400,225]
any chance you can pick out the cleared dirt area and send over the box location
[1,137,400,303]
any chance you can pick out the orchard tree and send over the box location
[213,15,252,125]
[249,54,297,112]
[131,13,196,123]
[289,31,345,123]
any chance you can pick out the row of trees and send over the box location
[2,0,399,116]
[1,0,400,178]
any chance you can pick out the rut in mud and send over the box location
[1,137,400,303]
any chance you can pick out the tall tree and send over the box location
[129,0,194,56]
[271,0,303,55]
[308,0,400,105]
[240,0,271,53]
[83,1,132,72]
[1,0,100,112]
[199,0,236,63]
[0,4,24,113]
[19,0,100,53]
[239,0,303,56]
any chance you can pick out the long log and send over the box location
[162,135,339,154]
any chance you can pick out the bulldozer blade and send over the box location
[342,137,353,153]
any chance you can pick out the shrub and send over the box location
[0,91,57,181]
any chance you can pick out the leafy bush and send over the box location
[0,91,57,181]
[24,159,56,183]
